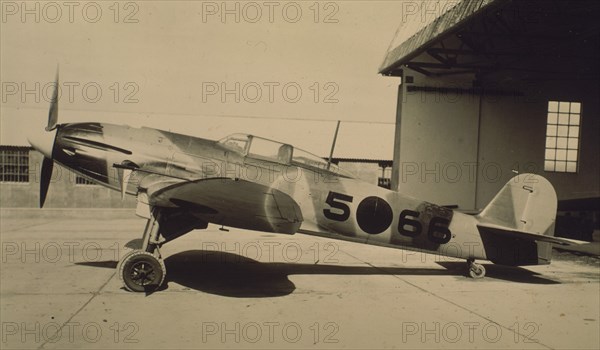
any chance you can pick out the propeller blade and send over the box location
[40,157,53,208]
[46,68,59,131]
[115,160,139,200]
[117,168,133,200]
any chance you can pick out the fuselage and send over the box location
[50,122,489,262]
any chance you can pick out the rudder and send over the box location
[478,173,557,236]
[476,174,558,265]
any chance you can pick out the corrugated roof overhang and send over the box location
[379,0,600,80]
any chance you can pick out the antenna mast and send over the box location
[327,120,341,170]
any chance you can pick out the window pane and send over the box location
[555,161,566,172]
[556,137,567,148]
[568,138,579,149]
[566,162,577,173]
[218,133,249,153]
[557,125,568,136]
[558,114,569,124]
[248,137,282,159]
[0,149,29,183]
[546,137,556,148]
[548,101,559,112]
[570,114,580,125]
[225,139,247,151]
[548,113,558,124]
[556,149,567,160]
[569,126,579,137]
[559,102,570,113]
[545,149,556,160]
[76,176,95,185]
[546,125,557,136]
[567,150,577,161]
[570,102,581,114]
[544,161,555,171]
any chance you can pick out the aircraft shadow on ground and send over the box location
[435,261,561,285]
[76,249,560,297]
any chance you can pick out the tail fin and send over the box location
[478,173,557,236]
[476,174,573,266]
[477,174,587,266]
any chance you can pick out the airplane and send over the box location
[27,74,585,292]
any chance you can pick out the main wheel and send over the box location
[468,263,486,279]
[115,248,137,280]
[118,250,166,292]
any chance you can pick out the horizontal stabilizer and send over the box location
[477,223,587,246]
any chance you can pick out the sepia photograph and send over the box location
[1,0,599,348]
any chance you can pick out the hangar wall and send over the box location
[392,68,600,211]
[477,78,600,208]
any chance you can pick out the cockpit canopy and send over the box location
[218,133,354,178]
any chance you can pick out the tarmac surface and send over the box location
[1,213,599,349]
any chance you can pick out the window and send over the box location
[378,166,392,189]
[378,177,391,189]
[219,133,355,178]
[75,175,95,185]
[0,147,29,183]
[544,101,581,173]
[218,133,250,154]
[247,136,290,163]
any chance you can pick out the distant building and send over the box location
[332,158,393,189]
[0,146,136,208]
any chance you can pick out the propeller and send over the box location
[40,157,53,207]
[46,68,59,131]
[28,68,59,207]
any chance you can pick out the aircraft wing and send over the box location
[477,223,588,246]
[144,177,303,234]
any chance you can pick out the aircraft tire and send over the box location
[468,263,486,279]
[116,248,137,280]
[119,250,166,292]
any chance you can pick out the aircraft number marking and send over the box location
[427,216,452,244]
[323,191,353,221]
[323,191,452,244]
[398,210,422,237]
[397,210,451,244]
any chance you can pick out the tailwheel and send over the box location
[118,250,166,292]
[467,259,486,279]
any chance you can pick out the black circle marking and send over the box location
[356,196,393,234]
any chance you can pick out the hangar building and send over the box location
[380,0,599,215]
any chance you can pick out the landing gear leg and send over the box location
[118,209,167,292]
[467,258,486,279]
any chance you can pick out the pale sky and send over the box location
[1,1,457,159]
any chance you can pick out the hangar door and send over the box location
[393,72,480,210]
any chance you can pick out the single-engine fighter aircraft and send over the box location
[28,75,584,292]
